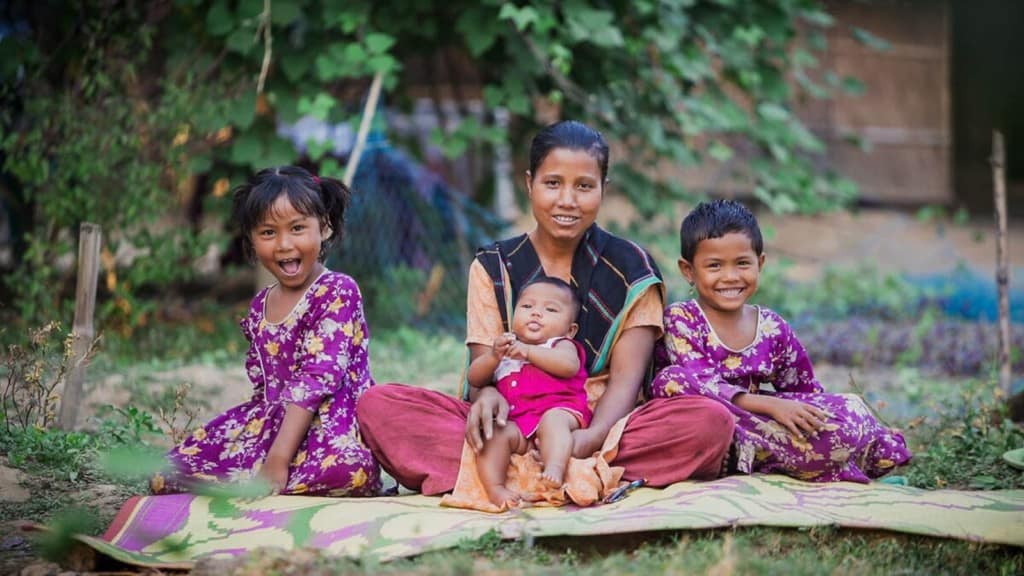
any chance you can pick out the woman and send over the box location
[357,121,734,495]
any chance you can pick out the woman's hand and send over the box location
[259,454,290,494]
[738,394,828,439]
[465,386,510,453]
[570,427,604,458]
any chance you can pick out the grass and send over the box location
[199,528,1023,575]
[370,326,466,395]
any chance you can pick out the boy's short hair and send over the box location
[680,199,763,261]
[521,276,581,316]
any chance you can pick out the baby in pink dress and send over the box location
[466,277,591,507]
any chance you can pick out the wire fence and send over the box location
[328,141,505,334]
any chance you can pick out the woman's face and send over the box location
[526,147,604,245]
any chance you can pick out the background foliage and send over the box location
[0,0,872,332]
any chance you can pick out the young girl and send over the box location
[651,199,911,483]
[467,277,591,507]
[151,166,381,497]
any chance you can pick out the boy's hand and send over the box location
[758,396,828,439]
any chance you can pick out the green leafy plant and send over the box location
[95,405,163,446]
[0,427,102,482]
[905,379,1024,490]
[34,506,104,563]
[2,1,873,342]
[0,6,234,333]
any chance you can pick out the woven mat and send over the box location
[79,475,1024,568]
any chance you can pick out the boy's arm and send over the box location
[514,339,580,379]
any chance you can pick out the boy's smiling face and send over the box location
[679,232,765,316]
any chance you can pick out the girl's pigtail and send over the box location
[314,175,351,255]
[230,180,257,262]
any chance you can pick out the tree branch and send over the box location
[256,0,272,94]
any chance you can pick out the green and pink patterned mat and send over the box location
[78,475,1023,568]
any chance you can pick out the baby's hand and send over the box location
[492,333,516,358]
[505,341,530,361]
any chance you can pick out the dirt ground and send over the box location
[758,207,1024,281]
[593,199,1024,280]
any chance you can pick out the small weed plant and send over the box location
[0,321,198,484]
[905,378,1024,490]
[1,322,86,433]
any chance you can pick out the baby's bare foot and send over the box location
[485,484,521,508]
[541,464,566,487]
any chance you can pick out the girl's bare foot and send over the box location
[541,463,566,487]
[485,484,521,508]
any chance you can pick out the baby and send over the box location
[466,277,591,507]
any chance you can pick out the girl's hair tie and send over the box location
[313,175,321,184]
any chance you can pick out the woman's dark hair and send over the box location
[679,199,763,262]
[528,120,610,182]
[521,275,581,316]
[231,165,351,262]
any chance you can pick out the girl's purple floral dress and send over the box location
[152,271,381,496]
[651,300,911,483]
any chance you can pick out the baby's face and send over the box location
[511,282,578,345]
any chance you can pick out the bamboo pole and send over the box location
[991,130,1012,399]
[60,223,101,430]
[344,72,384,187]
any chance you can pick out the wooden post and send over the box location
[991,131,1012,399]
[60,223,101,430]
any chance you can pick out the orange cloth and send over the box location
[440,415,629,513]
